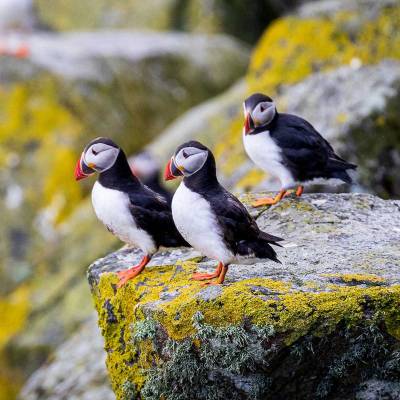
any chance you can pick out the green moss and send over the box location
[92,260,400,399]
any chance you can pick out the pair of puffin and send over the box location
[75,93,355,286]
[75,137,282,286]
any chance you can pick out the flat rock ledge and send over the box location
[88,193,400,400]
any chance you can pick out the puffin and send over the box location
[242,93,357,206]
[129,151,173,204]
[164,140,283,285]
[74,137,188,287]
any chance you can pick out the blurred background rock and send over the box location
[0,0,398,398]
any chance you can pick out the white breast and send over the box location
[91,181,156,254]
[243,131,294,189]
[172,182,234,264]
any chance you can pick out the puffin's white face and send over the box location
[250,101,276,127]
[164,146,209,180]
[243,95,277,135]
[174,146,208,176]
[84,142,120,173]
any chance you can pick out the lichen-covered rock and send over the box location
[217,60,400,196]
[20,316,114,400]
[88,193,400,399]
[213,0,400,197]
[0,29,248,398]
[34,0,308,43]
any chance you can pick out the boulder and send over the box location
[217,61,400,197]
[34,0,309,43]
[88,193,400,399]
[0,0,37,32]
[212,0,400,197]
[20,316,114,400]
[1,31,249,152]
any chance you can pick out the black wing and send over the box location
[206,187,283,254]
[272,114,356,182]
[128,185,188,248]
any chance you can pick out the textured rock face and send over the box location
[217,61,400,195]
[213,0,400,197]
[0,30,248,391]
[88,193,400,400]
[20,316,114,400]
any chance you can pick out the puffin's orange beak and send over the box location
[244,112,252,135]
[164,159,176,181]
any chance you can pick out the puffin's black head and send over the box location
[74,137,120,181]
[164,140,211,181]
[243,93,276,135]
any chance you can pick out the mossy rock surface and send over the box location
[88,193,400,399]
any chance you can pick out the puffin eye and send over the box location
[260,105,265,112]
[92,148,98,156]
[182,150,189,159]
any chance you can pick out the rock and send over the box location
[280,61,400,198]
[147,79,246,162]
[218,60,400,197]
[0,0,37,32]
[212,0,400,197]
[0,30,248,391]
[1,31,249,151]
[20,315,114,400]
[88,193,400,399]
[34,0,309,43]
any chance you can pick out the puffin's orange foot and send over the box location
[201,281,222,286]
[116,255,150,288]
[117,267,143,288]
[296,185,304,197]
[192,262,223,281]
[192,272,219,281]
[252,190,287,207]
[200,264,228,285]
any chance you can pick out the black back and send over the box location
[260,113,357,183]
[141,173,173,205]
[99,150,188,248]
[182,142,282,260]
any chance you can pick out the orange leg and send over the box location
[202,264,229,286]
[252,190,287,207]
[296,185,304,197]
[117,255,151,288]
[192,262,223,281]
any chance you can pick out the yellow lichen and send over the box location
[0,80,84,223]
[0,286,30,400]
[0,285,30,348]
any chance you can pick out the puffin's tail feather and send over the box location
[258,231,284,246]
[326,157,357,184]
[237,239,281,263]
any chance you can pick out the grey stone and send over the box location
[20,316,114,400]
